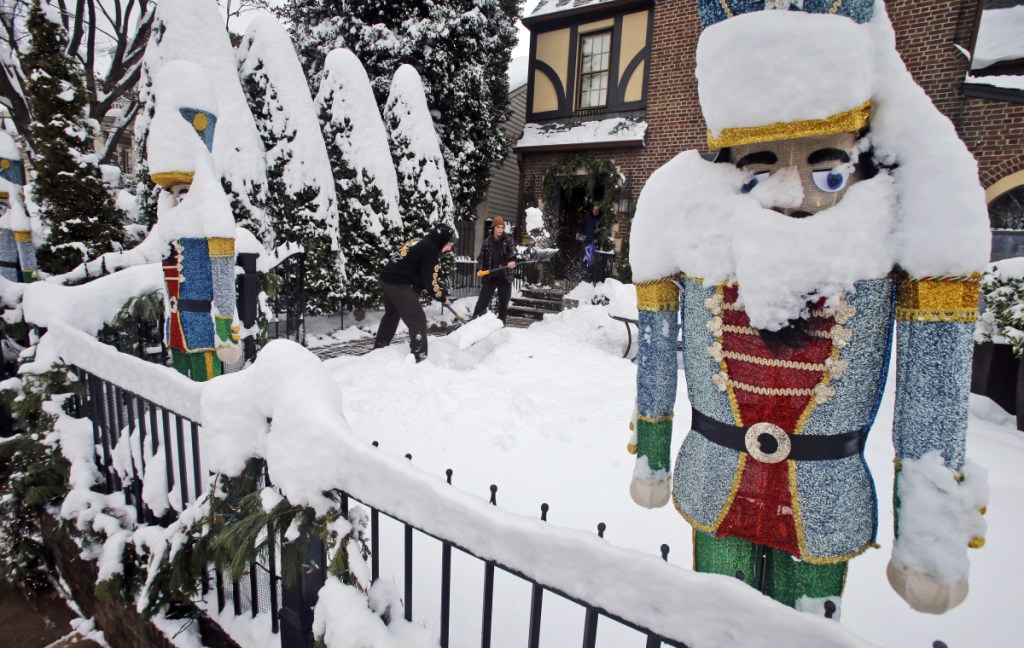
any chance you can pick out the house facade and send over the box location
[514,0,1024,275]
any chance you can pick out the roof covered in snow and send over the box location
[523,0,636,26]
[515,117,647,151]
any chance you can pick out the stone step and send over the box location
[510,296,563,312]
[507,305,551,320]
[505,316,535,329]
[520,287,565,301]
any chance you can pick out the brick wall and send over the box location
[888,0,1024,192]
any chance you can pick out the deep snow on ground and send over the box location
[322,281,1022,648]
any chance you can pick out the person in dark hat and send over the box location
[373,222,457,362]
[471,215,518,322]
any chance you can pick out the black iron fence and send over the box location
[332,463,688,648]
[70,360,688,647]
[72,367,283,635]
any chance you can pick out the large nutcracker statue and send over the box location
[628,0,990,618]
[0,132,37,283]
[147,61,240,381]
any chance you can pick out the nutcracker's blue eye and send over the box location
[812,168,850,193]
[741,172,770,194]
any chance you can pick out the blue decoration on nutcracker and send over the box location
[178,108,217,152]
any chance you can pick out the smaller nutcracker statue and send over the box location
[147,61,240,381]
[0,131,37,283]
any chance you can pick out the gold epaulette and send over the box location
[207,238,235,258]
[895,274,980,323]
[636,277,680,312]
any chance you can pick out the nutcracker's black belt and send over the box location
[691,408,865,464]
[0,261,18,268]
[178,299,212,313]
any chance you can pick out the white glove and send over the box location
[630,476,671,509]
[886,559,968,614]
[217,343,242,365]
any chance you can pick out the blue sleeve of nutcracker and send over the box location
[892,277,980,471]
[634,280,680,473]
[208,237,236,319]
[15,232,36,282]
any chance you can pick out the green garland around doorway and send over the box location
[540,155,623,254]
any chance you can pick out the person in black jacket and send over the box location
[373,222,457,362]
[471,215,518,322]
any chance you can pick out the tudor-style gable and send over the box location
[525,0,654,121]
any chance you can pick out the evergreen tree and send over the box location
[316,49,402,313]
[384,64,454,239]
[22,0,125,274]
[239,16,342,315]
[282,0,519,220]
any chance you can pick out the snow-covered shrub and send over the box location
[315,49,402,312]
[383,65,454,241]
[239,16,342,315]
[977,258,1024,354]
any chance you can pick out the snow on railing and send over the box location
[41,322,876,648]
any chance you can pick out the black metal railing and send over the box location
[73,368,282,633]
[266,252,306,346]
[450,259,532,300]
[70,360,691,647]
[333,457,689,648]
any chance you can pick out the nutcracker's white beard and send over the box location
[728,171,897,330]
[631,151,898,330]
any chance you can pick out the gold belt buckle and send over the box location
[745,422,791,464]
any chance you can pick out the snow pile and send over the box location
[385,65,454,227]
[971,4,1024,70]
[146,61,217,181]
[965,74,1024,91]
[516,117,647,149]
[155,156,235,240]
[22,264,164,336]
[891,453,989,585]
[696,12,874,140]
[865,3,989,277]
[527,0,618,20]
[201,340,349,514]
[426,313,508,369]
[314,580,439,648]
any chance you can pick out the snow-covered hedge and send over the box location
[977,258,1024,354]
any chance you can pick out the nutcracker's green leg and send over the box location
[693,529,761,590]
[762,545,847,611]
[694,530,846,613]
[171,349,222,381]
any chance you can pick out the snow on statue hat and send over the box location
[147,60,219,188]
[696,0,876,149]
